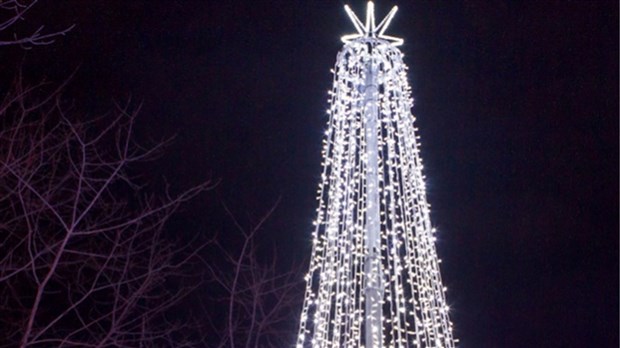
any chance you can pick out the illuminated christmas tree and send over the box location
[297,3,456,347]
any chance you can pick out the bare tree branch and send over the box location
[0,0,74,48]
[0,76,214,347]
[203,202,305,348]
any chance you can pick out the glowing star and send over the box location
[341,1,403,46]
[297,2,456,348]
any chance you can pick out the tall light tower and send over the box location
[296,2,456,348]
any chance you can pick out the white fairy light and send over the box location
[297,2,455,348]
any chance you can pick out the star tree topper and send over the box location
[341,1,403,46]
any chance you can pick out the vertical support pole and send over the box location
[363,54,383,348]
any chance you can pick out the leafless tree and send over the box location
[204,202,305,348]
[0,76,214,347]
[1,3,304,345]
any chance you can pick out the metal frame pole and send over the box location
[363,56,383,348]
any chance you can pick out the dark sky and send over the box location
[3,1,618,347]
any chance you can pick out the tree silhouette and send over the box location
[0,76,213,347]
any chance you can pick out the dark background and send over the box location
[2,1,618,347]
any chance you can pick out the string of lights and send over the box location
[297,3,456,348]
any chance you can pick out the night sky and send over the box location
[2,1,618,347]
